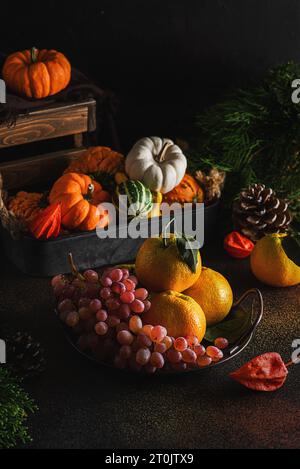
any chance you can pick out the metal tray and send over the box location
[62,289,264,375]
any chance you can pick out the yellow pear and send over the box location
[250,233,300,287]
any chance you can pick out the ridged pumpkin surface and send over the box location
[49,173,110,231]
[3,48,71,99]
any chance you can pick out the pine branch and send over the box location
[0,367,37,448]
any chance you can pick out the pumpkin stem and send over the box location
[31,47,39,64]
[68,252,85,281]
[84,183,95,201]
[156,141,173,163]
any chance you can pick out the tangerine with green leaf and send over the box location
[135,233,202,292]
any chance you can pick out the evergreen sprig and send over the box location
[0,367,37,448]
[189,62,300,222]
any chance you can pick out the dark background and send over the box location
[1,0,300,150]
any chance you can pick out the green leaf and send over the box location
[281,235,300,266]
[176,235,199,273]
[204,306,252,344]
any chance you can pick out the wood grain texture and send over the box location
[0,148,87,190]
[0,100,96,149]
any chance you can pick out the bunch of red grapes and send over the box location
[52,267,228,373]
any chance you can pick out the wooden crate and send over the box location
[0,98,96,190]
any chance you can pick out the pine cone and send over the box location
[6,332,46,378]
[233,183,292,241]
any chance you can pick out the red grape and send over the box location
[121,269,130,280]
[150,352,165,369]
[100,287,112,300]
[108,269,123,282]
[151,326,167,343]
[145,363,157,374]
[106,315,120,328]
[116,322,129,333]
[214,337,229,350]
[163,336,173,350]
[135,288,148,300]
[106,298,121,311]
[78,297,90,308]
[186,335,199,348]
[66,311,80,328]
[100,276,112,287]
[137,333,152,348]
[78,306,92,320]
[123,279,136,292]
[54,283,65,298]
[96,309,108,322]
[129,316,143,334]
[58,299,74,314]
[136,348,151,365]
[129,355,142,372]
[194,344,206,357]
[95,322,109,336]
[142,325,153,337]
[197,355,212,368]
[51,274,66,288]
[181,349,197,364]
[143,300,151,312]
[174,337,188,352]
[117,330,134,345]
[118,304,131,319]
[83,283,100,299]
[120,291,135,304]
[112,282,126,295]
[130,299,145,314]
[128,275,138,286]
[206,346,223,361]
[84,270,99,283]
[154,342,167,354]
[167,349,182,364]
[89,299,102,313]
[72,278,83,288]
[171,362,187,372]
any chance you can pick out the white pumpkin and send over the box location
[125,137,187,194]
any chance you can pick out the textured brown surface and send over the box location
[0,240,299,449]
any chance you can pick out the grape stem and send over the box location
[68,252,85,281]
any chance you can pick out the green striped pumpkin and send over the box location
[114,180,153,218]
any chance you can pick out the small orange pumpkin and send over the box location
[30,203,61,240]
[163,174,205,205]
[8,191,48,226]
[2,47,71,99]
[49,173,110,231]
[65,146,124,176]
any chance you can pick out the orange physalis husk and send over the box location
[224,231,254,259]
[29,203,62,240]
[230,352,288,392]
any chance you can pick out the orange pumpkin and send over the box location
[2,47,71,99]
[163,174,205,205]
[65,146,124,176]
[49,173,110,231]
[8,191,47,226]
